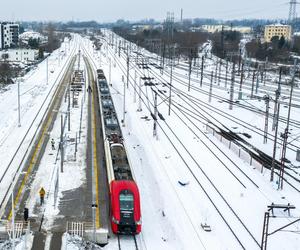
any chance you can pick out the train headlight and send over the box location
[112,216,119,224]
[136,220,142,225]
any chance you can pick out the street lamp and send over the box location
[17,77,22,127]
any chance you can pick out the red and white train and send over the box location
[96,69,141,234]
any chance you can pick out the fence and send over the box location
[206,124,264,173]
[0,220,30,244]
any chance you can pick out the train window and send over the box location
[120,191,134,211]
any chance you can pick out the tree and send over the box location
[28,38,39,49]
[0,63,20,86]
[38,48,44,59]
[1,53,9,61]
[278,36,285,49]
[44,23,61,52]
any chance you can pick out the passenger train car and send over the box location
[96,69,141,234]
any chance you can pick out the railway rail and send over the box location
[103,41,261,249]
[117,235,139,250]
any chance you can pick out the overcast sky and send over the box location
[0,0,292,22]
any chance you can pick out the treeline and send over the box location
[246,36,300,63]
[113,27,241,61]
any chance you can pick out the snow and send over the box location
[19,31,48,44]
[61,233,103,250]
[0,29,300,250]
[0,233,34,250]
[83,30,300,250]
[0,35,80,218]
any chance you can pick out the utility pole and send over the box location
[209,71,213,103]
[109,57,112,86]
[229,63,235,110]
[137,77,142,112]
[278,60,297,189]
[126,47,130,88]
[272,68,282,131]
[263,57,268,85]
[251,70,255,98]
[17,78,21,127]
[214,60,218,84]
[78,49,81,70]
[238,49,242,75]
[218,59,222,85]
[270,100,280,182]
[180,8,183,23]
[123,76,126,127]
[225,59,228,88]
[221,25,224,58]
[263,95,270,144]
[46,57,49,85]
[188,51,192,91]
[169,48,173,116]
[153,89,158,138]
[60,115,64,173]
[261,212,270,250]
[162,43,166,74]
[11,189,15,250]
[68,82,70,131]
[200,56,204,87]
[255,66,260,94]
[238,63,244,99]
[134,70,137,103]
[288,0,298,27]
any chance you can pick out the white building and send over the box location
[0,49,39,62]
[201,25,251,34]
[0,22,19,50]
[19,31,48,45]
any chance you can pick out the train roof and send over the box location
[110,180,140,194]
[98,77,122,138]
[110,143,133,180]
[97,69,133,181]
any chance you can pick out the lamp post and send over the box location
[11,187,15,250]
[46,57,49,85]
[17,78,21,127]
[122,78,126,127]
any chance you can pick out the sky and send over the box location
[0,0,292,22]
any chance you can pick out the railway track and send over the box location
[104,35,300,247]
[135,53,300,176]
[117,235,139,250]
[144,56,300,192]
[103,41,260,249]
[161,65,300,130]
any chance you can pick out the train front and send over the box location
[110,180,141,234]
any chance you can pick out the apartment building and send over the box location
[0,22,19,49]
[264,24,291,42]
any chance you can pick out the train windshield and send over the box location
[119,191,134,211]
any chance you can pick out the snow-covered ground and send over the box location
[0,35,78,223]
[0,31,299,250]
[83,31,300,250]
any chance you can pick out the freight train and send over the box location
[96,69,141,234]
